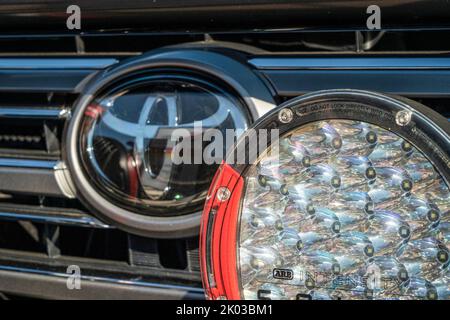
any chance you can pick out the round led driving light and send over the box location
[200,90,450,300]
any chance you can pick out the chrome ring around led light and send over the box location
[200,89,450,300]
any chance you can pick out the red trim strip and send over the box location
[126,155,139,198]
[199,162,243,300]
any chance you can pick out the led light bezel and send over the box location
[200,89,450,300]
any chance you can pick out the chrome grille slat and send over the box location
[0,159,74,198]
[0,157,56,169]
[0,59,103,231]
[0,107,69,119]
[0,165,61,196]
[0,208,110,229]
[249,56,450,70]
[0,58,118,70]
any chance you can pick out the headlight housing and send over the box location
[200,90,450,300]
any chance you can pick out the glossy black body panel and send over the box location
[0,58,117,92]
[251,57,450,102]
[0,1,449,33]
[261,69,450,98]
[0,70,95,93]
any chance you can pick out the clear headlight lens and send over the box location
[239,120,449,300]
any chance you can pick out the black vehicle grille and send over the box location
[0,93,70,159]
[0,28,449,299]
[0,50,203,296]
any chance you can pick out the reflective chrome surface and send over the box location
[0,159,76,197]
[0,210,110,229]
[79,75,248,216]
[0,58,118,69]
[0,264,204,299]
[249,57,450,70]
[0,107,70,119]
[0,157,57,169]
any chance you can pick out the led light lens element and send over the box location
[239,120,449,300]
